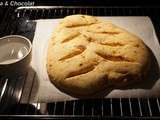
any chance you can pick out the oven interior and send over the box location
[0,6,160,119]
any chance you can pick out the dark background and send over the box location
[35,0,160,6]
[0,0,160,6]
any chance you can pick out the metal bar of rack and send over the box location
[0,6,160,119]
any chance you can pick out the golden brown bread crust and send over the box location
[47,15,150,98]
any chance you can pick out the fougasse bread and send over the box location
[47,15,150,98]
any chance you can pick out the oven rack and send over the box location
[0,6,160,119]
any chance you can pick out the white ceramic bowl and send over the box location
[0,35,32,77]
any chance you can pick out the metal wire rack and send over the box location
[0,6,160,119]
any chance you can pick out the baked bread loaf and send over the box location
[47,15,150,97]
